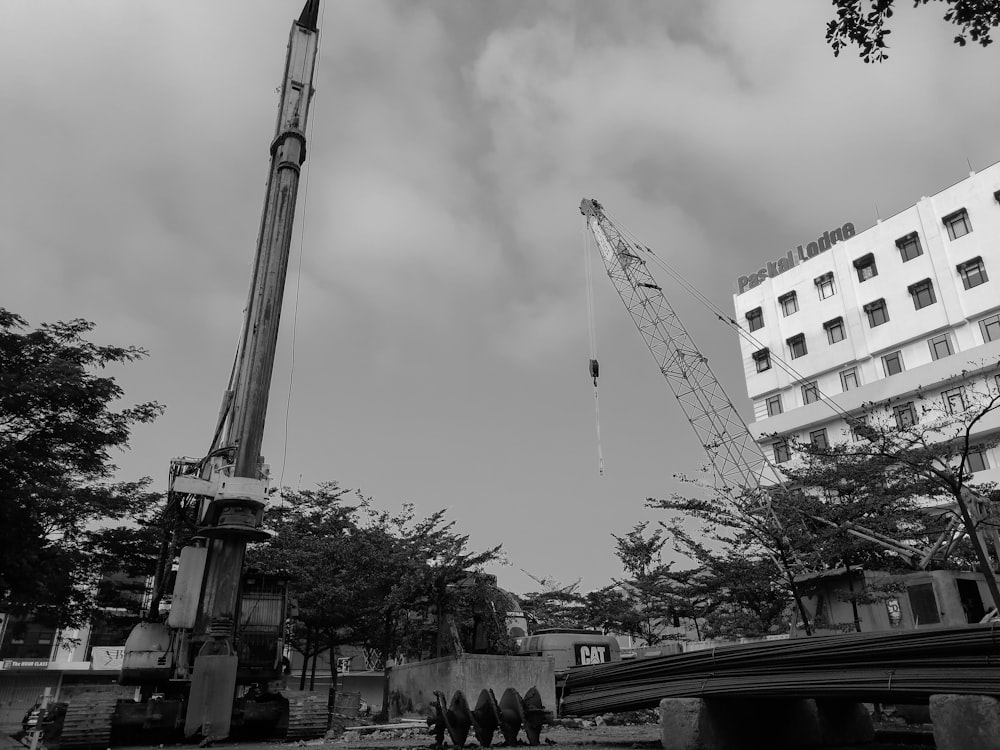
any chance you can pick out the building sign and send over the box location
[737,222,856,294]
[90,646,125,671]
[1,659,50,669]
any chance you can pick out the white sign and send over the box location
[91,646,125,670]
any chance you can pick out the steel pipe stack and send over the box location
[561,624,1000,715]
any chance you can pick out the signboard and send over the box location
[574,644,610,666]
[737,222,856,294]
[90,646,125,671]
[1,659,50,669]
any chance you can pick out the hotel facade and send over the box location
[732,162,1000,486]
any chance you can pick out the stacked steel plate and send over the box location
[561,624,1000,715]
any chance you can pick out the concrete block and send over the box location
[387,654,555,718]
[930,694,1000,750]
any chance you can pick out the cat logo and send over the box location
[575,644,610,665]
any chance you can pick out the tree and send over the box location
[247,483,362,691]
[518,573,586,631]
[827,0,1000,62]
[352,505,503,719]
[252,489,505,715]
[659,524,792,639]
[0,309,163,627]
[782,378,1000,610]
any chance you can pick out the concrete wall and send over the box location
[388,654,555,718]
[795,568,992,635]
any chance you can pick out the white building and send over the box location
[732,161,1000,485]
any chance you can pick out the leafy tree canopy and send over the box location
[0,309,163,627]
[827,0,1000,62]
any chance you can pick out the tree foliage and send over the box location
[827,0,1000,62]
[781,378,1000,608]
[0,309,163,626]
[248,486,505,704]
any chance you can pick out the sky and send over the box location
[2,1,999,596]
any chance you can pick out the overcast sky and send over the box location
[2,1,999,595]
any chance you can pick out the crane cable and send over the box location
[583,219,604,476]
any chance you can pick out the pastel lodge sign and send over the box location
[738,222,855,294]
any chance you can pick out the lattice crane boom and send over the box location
[581,198,777,494]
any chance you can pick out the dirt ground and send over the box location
[98,718,934,750]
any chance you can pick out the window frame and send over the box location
[824,316,845,344]
[896,232,923,262]
[746,307,764,332]
[893,401,917,429]
[801,380,820,405]
[766,394,783,417]
[882,350,904,376]
[980,314,1000,343]
[779,291,799,317]
[809,428,829,450]
[814,271,836,300]
[967,445,990,473]
[864,298,889,327]
[957,256,988,290]
[752,348,771,373]
[787,333,807,359]
[773,439,791,464]
[943,386,966,415]
[854,253,878,282]
[840,367,859,392]
[943,208,972,240]
[928,333,953,361]
[908,278,937,310]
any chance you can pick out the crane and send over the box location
[579,198,995,617]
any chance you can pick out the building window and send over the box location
[801,380,820,404]
[779,291,799,317]
[908,279,936,310]
[810,428,829,450]
[928,334,953,361]
[943,386,966,414]
[787,333,807,359]
[773,439,791,464]
[943,208,972,240]
[896,232,923,262]
[849,414,869,442]
[854,253,878,282]
[893,401,917,429]
[815,272,836,300]
[864,298,889,327]
[979,314,1000,343]
[766,394,783,417]
[967,446,990,473]
[753,348,771,373]
[957,257,988,289]
[882,350,904,376]
[824,317,845,344]
[746,307,764,332]
[840,367,859,391]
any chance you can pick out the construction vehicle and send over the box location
[43,3,326,746]
[579,198,1000,628]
